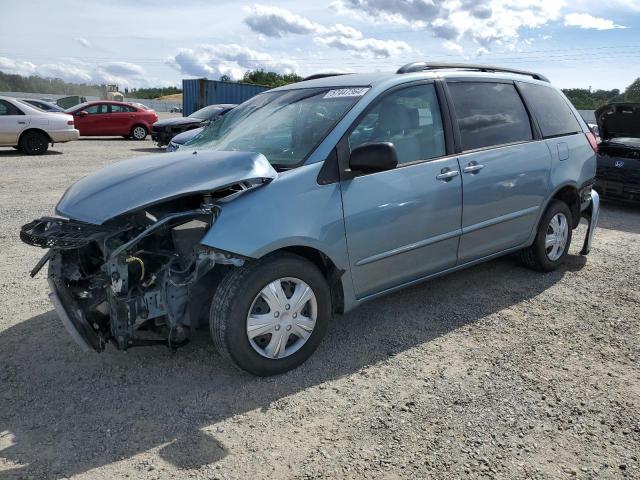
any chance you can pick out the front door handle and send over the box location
[463,162,484,174]
[436,168,459,181]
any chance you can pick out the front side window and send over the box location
[517,82,582,138]
[448,82,532,151]
[188,87,366,168]
[349,83,445,164]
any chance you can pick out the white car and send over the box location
[0,96,79,155]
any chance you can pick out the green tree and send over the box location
[241,69,302,87]
[624,78,640,102]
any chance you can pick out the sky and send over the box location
[0,0,639,91]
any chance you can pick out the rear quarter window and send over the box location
[447,82,533,151]
[517,82,582,138]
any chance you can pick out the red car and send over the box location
[65,101,158,139]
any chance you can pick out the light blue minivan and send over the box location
[21,63,600,375]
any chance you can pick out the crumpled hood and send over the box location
[56,150,277,224]
[595,103,640,142]
[153,117,204,129]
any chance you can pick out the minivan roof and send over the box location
[274,67,553,92]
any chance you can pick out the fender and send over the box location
[200,162,350,272]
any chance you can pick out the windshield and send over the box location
[187,87,367,168]
[189,105,223,120]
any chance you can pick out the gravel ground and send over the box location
[0,128,639,480]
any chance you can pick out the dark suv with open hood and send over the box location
[595,103,640,203]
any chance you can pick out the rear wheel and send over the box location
[520,200,573,272]
[19,131,49,155]
[210,253,331,376]
[130,125,147,140]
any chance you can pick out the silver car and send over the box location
[21,63,599,375]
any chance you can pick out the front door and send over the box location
[446,81,551,262]
[75,103,110,136]
[340,83,463,298]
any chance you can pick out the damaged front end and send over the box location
[20,150,277,352]
[22,197,244,352]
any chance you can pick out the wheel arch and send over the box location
[18,128,52,144]
[549,183,581,229]
[261,245,346,314]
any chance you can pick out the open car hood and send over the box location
[56,150,277,224]
[595,103,640,142]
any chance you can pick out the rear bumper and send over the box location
[580,189,600,256]
[594,177,640,202]
[50,129,80,143]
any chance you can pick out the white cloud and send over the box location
[442,40,463,53]
[332,0,566,51]
[167,44,299,80]
[243,4,321,37]
[0,56,151,86]
[243,4,412,58]
[76,37,91,48]
[564,13,626,30]
[101,62,145,77]
[0,57,37,76]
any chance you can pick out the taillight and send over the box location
[585,131,598,153]
[67,120,74,126]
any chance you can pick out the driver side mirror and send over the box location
[76,110,88,117]
[349,142,398,174]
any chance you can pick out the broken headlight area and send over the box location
[20,194,245,352]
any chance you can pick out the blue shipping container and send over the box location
[182,79,271,116]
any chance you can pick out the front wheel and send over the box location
[210,253,331,376]
[520,200,573,272]
[130,125,147,140]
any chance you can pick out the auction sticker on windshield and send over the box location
[324,88,369,99]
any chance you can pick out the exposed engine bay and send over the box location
[20,190,250,352]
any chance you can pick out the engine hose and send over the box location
[125,255,145,282]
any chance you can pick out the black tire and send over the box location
[520,200,573,272]
[130,125,147,140]
[19,131,49,155]
[210,253,331,376]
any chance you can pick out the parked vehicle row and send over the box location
[0,96,78,154]
[20,63,600,377]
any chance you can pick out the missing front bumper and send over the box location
[48,262,104,352]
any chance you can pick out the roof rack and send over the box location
[302,73,351,81]
[396,62,549,83]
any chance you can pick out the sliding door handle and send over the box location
[436,169,459,181]
[463,162,484,174]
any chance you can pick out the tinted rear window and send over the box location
[517,82,582,138]
[448,82,532,151]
